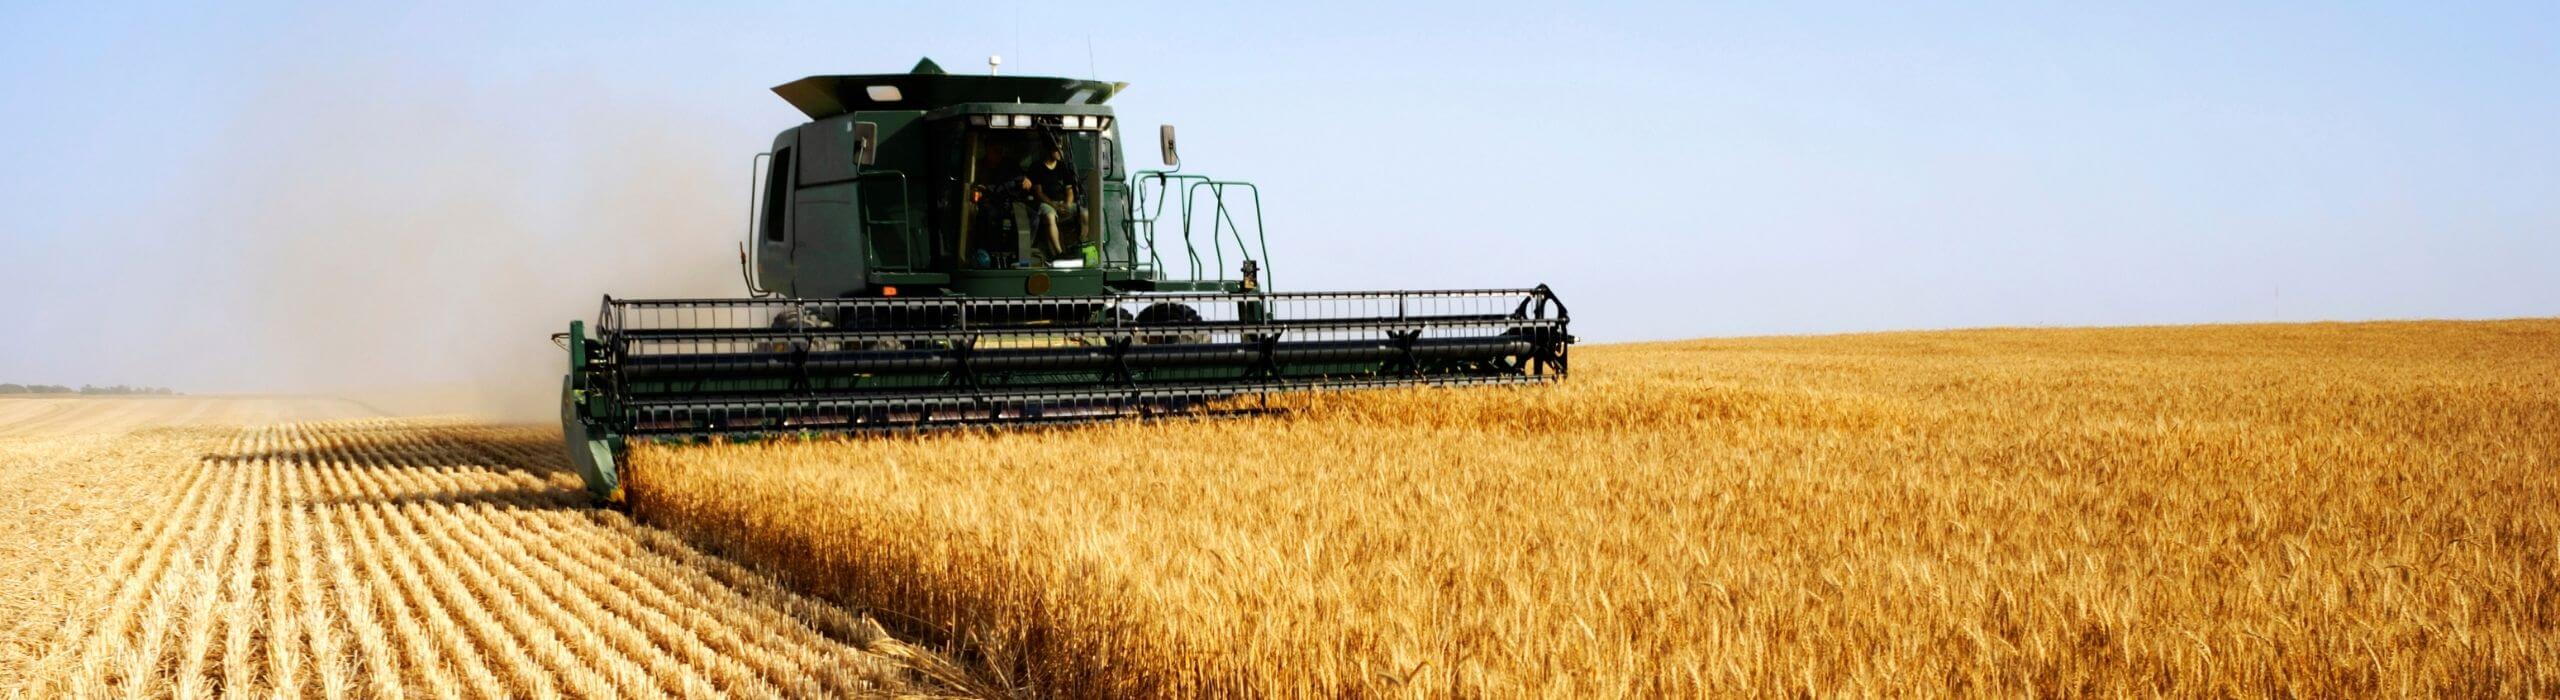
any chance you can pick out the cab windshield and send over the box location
[957,126,1107,268]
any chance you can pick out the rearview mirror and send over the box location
[853,122,880,166]
[1158,124,1179,167]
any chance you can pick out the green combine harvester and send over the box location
[560,58,1572,498]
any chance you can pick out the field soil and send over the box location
[630,320,2560,697]
[0,400,955,697]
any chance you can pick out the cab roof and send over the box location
[772,57,1126,120]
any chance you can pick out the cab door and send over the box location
[754,133,798,296]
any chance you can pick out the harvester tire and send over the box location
[1136,303,1207,345]
[1076,307,1137,347]
[764,308,831,353]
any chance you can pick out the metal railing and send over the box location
[1133,171,1275,286]
[1184,180,1273,291]
[1132,171,1210,278]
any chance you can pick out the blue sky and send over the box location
[2,2,2554,393]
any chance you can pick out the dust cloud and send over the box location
[187,71,750,421]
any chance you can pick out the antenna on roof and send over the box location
[988,54,1003,76]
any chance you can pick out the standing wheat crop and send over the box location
[630,320,2560,697]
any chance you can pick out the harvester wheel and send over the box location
[1135,303,1207,345]
[765,308,831,353]
[829,306,913,351]
[1076,307,1137,346]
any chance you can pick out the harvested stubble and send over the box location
[629,320,2560,697]
[0,396,371,438]
[0,429,225,678]
[3,418,950,698]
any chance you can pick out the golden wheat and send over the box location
[630,320,2560,697]
[0,416,948,698]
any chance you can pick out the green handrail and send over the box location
[1183,180,1273,292]
[1133,170,1213,280]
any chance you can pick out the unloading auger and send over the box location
[559,58,1571,498]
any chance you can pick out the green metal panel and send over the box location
[1128,279,1238,293]
[792,181,866,298]
[949,269,1108,297]
[560,320,620,499]
[800,111,924,187]
[561,374,620,499]
[868,271,952,286]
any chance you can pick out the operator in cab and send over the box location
[1013,135,1078,261]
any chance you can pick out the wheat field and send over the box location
[0,417,959,698]
[629,320,2560,697]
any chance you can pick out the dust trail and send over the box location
[182,66,748,420]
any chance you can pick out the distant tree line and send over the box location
[0,384,179,395]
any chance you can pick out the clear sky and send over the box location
[2,2,2554,394]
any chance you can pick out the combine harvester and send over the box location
[559,58,1571,498]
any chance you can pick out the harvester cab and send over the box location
[748,57,1186,301]
[559,58,1572,499]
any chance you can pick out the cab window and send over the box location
[761,147,793,241]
